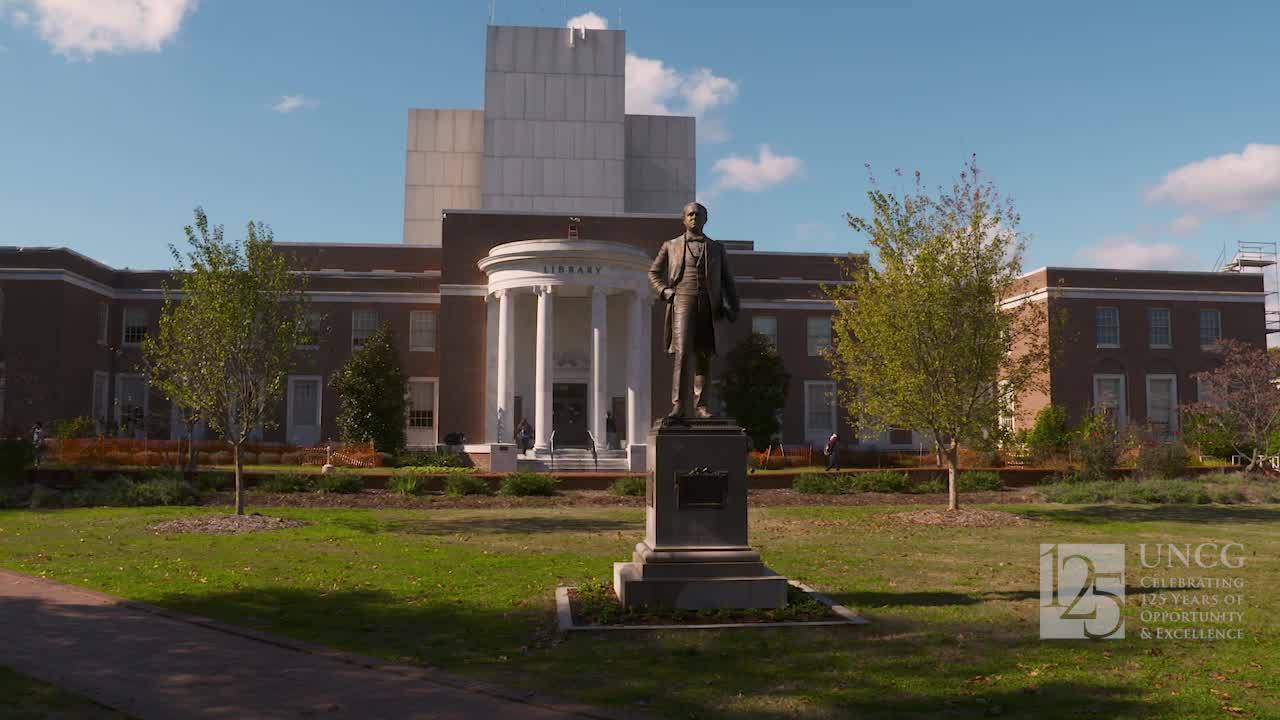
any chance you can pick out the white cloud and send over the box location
[711,145,803,193]
[565,11,739,142]
[1075,235,1190,270]
[1169,214,1201,235]
[1146,143,1280,214]
[565,11,608,30]
[3,0,196,58]
[271,94,318,114]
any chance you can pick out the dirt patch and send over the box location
[877,508,1035,528]
[150,513,308,534]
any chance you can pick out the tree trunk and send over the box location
[233,443,244,515]
[946,443,960,511]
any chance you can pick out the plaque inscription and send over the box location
[675,467,728,509]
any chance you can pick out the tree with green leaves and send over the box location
[718,332,791,451]
[824,158,1048,511]
[330,322,407,455]
[144,208,308,515]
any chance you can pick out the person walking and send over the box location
[516,419,533,456]
[824,432,840,472]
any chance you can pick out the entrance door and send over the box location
[406,378,438,448]
[287,376,322,446]
[552,383,589,447]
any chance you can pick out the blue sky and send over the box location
[2,1,1279,272]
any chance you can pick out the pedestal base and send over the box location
[613,543,787,610]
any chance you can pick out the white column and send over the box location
[484,292,499,442]
[636,290,652,434]
[495,289,514,442]
[590,287,608,451]
[626,290,644,446]
[534,285,554,451]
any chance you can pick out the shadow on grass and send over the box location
[382,516,638,536]
[1020,504,1280,525]
[86,584,1179,720]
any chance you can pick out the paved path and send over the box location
[0,569,629,720]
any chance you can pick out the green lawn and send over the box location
[0,503,1276,719]
[0,666,131,719]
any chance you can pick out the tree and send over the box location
[144,208,308,515]
[718,332,791,450]
[824,158,1048,510]
[330,322,408,454]
[1184,339,1280,471]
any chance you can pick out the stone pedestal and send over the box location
[613,418,787,609]
[488,443,517,473]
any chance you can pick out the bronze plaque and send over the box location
[676,467,728,509]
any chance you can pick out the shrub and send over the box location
[1026,405,1071,460]
[958,471,1004,492]
[912,476,947,493]
[1039,478,1211,505]
[239,451,259,466]
[279,451,302,465]
[388,474,428,496]
[209,451,232,465]
[28,484,61,508]
[394,450,469,468]
[0,438,35,486]
[792,473,847,494]
[1073,412,1119,482]
[1135,441,1189,480]
[50,416,96,440]
[499,472,558,496]
[194,472,232,492]
[314,473,363,494]
[0,484,33,508]
[443,474,491,497]
[257,451,282,465]
[849,470,909,493]
[256,473,315,493]
[1181,414,1239,459]
[610,476,646,497]
[127,475,200,506]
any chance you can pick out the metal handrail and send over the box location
[549,430,556,472]
[585,432,599,472]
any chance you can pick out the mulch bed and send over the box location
[149,513,308,535]
[875,508,1035,528]
[199,488,1038,510]
[569,583,840,627]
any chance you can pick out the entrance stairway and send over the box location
[518,447,631,472]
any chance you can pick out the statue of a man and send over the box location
[648,202,740,421]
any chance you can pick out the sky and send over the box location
[2,0,1280,272]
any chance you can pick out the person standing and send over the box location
[824,432,840,472]
[605,411,618,450]
[31,421,45,469]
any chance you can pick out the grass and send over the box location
[0,665,132,718]
[0,503,1276,719]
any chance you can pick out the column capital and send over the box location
[491,288,507,301]
[536,284,556,296]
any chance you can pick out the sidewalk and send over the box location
[0,569,630,720]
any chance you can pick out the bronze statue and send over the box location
[648,202,740,421]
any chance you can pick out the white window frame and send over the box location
[806,316,832,357]
[803,380,837,439]
[406,376,439,430]
[97,302,110,346]
[409,310,437,352]
[1148,307,1172,349]
[351,310,377,349]
[114,373,149,431]
[752,315,778,348]
[92,371,109,431]
[285,374,324,442]
[1145,373,1178,434]
[122,307,147,346]
[1095,307,1120,348]
[1092,373,1127,429]
[1199,309,1222,349]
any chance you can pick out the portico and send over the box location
[478,239,653,470]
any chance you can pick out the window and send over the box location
[408,379,435,428]
[888,428,914,445]
[806,316,832,356]
[122,307,147,346]
[410,311,437,351]
[351,310,377,348]
[1146,374,1178,436]
[1092,373,1126,429]
[92,371,109,431]
[1200,309,1222,348]
[804,381,836,441]
[298,311,323,349]
[97,303,109,345]
[1148,308,1171,348]
[752,315,778,348]
[1095,307,1119,347]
